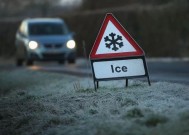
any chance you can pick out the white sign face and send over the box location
[96,21,136,55]
[93,59,145,79]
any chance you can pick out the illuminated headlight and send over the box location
[29,41,38,49]
[66,40,76,49]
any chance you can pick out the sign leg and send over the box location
[147,75,151,86]
[143,56,151,86]
[97,81,99,89]
[125,78,128,87]
[93,80,97,91]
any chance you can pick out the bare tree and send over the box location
[81,0,176,10]
[30,0,60,17]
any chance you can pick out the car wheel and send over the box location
[68,59,75,64]
[16,59,24,66]
[26,59,34,66]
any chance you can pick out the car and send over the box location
[15,18,76,66]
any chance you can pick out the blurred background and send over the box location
[0,0,189,58]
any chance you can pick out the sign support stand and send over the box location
[125,78,128,87]
[91,56,151,90]
[143,57,151,86]
[89,13,151,90]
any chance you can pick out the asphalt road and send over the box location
[27,58,189,85]
[147,60,189,84]
[1,58,188,84]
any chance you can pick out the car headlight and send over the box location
[66,40,76,49]
[29,41,38,50]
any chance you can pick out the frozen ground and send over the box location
[0,69,189,135]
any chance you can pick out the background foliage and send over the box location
[0,0,189,57]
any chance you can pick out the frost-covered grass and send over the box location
[0,69,189,135]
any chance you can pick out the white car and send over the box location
[15,18,76,66]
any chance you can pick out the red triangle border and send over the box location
[90,13,144,59]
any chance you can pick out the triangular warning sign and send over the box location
[90,13,144,59]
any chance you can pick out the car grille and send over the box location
[44,44,63,49]
[42,53,65,59]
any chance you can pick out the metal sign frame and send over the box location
[89,13,151,90]
[90,55,151,90]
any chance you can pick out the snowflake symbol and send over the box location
[104,33,124,51]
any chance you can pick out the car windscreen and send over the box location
[29,22,69,36]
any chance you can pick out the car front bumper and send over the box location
[28,49,76,61]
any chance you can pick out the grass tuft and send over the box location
[17,91,26,96]
[89,109,98,115]
[179,110,189,121]
[110,109,120,115]
[15,116,33,129]
[144,114,168,127]
[120,98,138,107]
[126,108,144,118]
[76,88,95,93]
